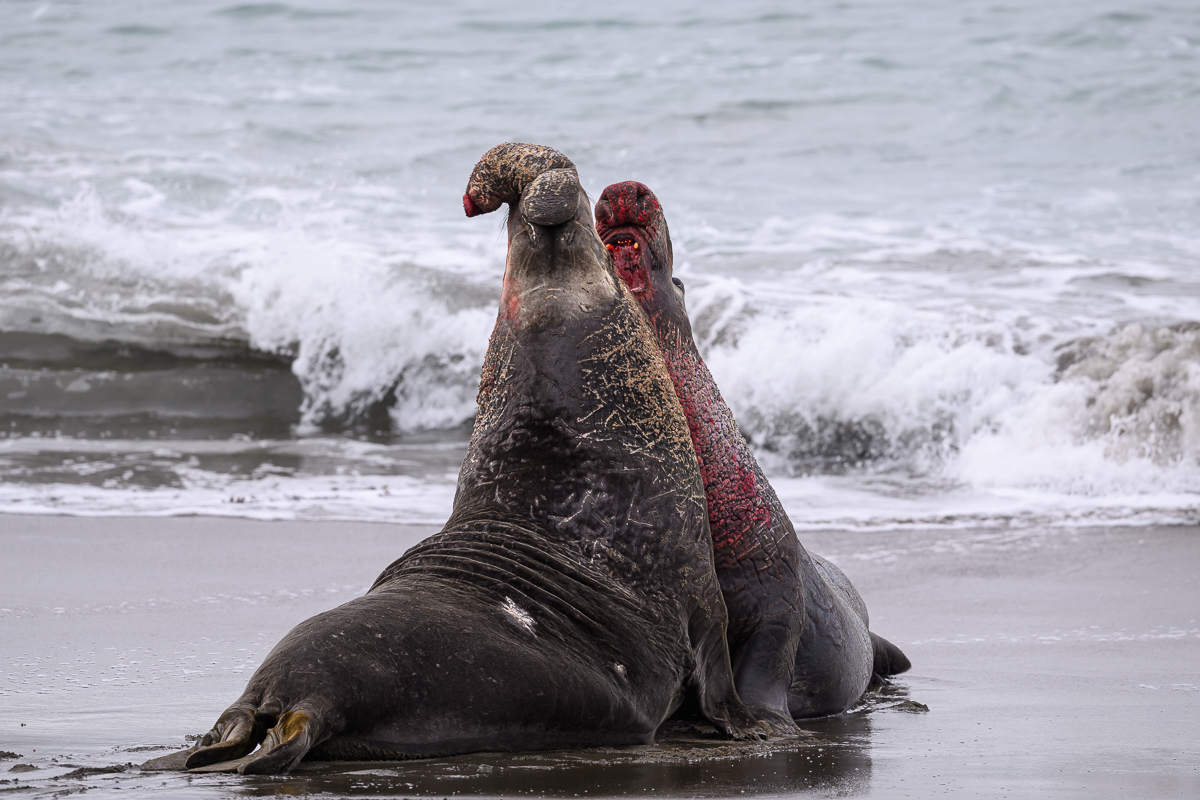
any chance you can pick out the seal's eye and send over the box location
[671,277,685,293]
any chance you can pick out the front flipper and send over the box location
[743,704,801,736]
[187,711,319,774]
[731,618,804,736]
[688,605,770,740]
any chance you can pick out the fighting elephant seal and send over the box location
[595,181,910,722]
[153,147,762,775]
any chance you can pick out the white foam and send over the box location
[680,247,1200,525]
[0,469,457,525]
[3,191,1199,527]
[0,176,500,433]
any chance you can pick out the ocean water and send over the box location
[1,0,1198,529]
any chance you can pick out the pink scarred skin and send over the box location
[595,182,910,724]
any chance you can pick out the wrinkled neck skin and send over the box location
[595,193,798,573]
[457,185,708,600]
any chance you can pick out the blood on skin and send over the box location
[596,181,659,231]
[500,260,521,324]
[662,344,772,564]
[608,239,650,295]
[595,181,671,277]
[463,193,482,217]
[597,181,775,567]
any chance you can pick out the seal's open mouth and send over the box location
[604,228,651,294]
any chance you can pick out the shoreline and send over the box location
[2,516,1197,798]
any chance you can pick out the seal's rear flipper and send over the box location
[184,700,269,769]
[235,710,318,774]
[870,632,911,681]
[185,722,312,775]
[186,697,321,775]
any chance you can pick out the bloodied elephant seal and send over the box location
[147,147,764,776]
[595,181,911,725]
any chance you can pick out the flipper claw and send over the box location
[184,703,267,770]
[236,710,316,775]
[185,702,318,775]
[727,719,771,741]
[747,705,803,737]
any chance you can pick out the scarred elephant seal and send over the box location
[151,147,762,776]
[595,181,910,723]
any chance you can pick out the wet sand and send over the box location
[2,516,1197,798]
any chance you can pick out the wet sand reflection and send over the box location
[226,686,927,798]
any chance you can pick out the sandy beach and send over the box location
[1,515,1196,798]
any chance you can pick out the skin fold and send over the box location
[151,146,763,776]
[595,181,911,723]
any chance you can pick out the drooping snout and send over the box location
[463,143,581,226]
[464,143,616,326]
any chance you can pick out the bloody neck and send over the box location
[655,322,792,568]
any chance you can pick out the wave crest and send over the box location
[688,277,1199,498]
[1057,322,1200,465]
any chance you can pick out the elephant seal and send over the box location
[594,181,910,722]
[162,147,761,775]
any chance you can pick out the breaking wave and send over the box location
[689,263,1200,509]
[0,182,497,436]
[2,185,1197,528]
[2,0,1198,526]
